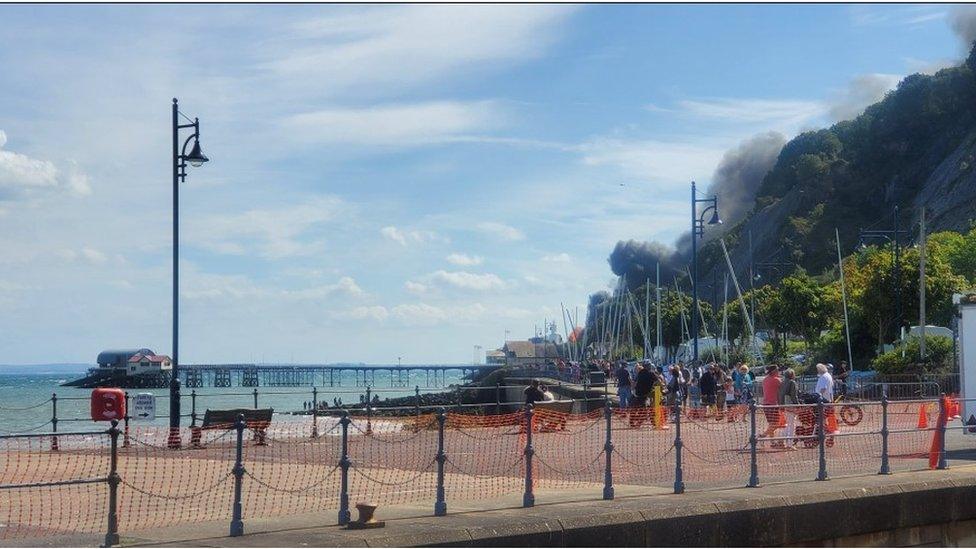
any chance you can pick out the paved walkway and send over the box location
[113,460,976,548]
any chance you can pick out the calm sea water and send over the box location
[0,369,468,434]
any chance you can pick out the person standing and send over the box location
[699,364,718,417]
[761,365,783,445]
[779,369,799,448]
[815,363,834,402]
[615,361,633,408]
[835,360,850,397]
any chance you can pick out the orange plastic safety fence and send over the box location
[443,411,524,504]
[0,433,109,539]
[347,415,439,508]
[531,411,605,494]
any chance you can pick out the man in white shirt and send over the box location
[815,363,834,402]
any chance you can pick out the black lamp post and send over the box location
[690,181,721,363]
[169,98,209,448]
[858,206,910,344]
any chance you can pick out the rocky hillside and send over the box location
[698,46,976,286]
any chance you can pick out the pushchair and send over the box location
[795,393,835,448]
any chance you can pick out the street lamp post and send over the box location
[169,98,209,448]
[858,206,910,344]
[690,181,721,364]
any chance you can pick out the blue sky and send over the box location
[0,4,972,365]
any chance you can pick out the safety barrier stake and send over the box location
[230,414,245,537]
[603,399,614,500]
[748,400,759,487]
[674,397,685,494]
[338,411,352,525]
[190,390,198,427]
[817,400,829,481]
[416,385,422,419]
[366,387,373,435]
[435,407,447,516]
[104,419,120,547]
[938,394,948,470]
[50,393,59,452]
[879,394,890,475]
[523,404,535,508]
[311,387,319,438]
[252,388,258,409]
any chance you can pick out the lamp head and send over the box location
[708,209,722,225]
[185,140,209,167]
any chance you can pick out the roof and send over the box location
[129,354,171,363]
[98,349,154,366]
[503,341,536,358]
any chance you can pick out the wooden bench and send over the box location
[190,408,273,448]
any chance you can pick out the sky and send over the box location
[0,4,974,365]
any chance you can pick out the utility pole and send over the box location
[920,207,927,359]
[656,262,662,362]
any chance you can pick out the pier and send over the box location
[63,364,493,389]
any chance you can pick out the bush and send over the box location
[871,335,954,375]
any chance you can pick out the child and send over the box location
[724,378,737,422]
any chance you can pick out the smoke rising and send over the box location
[606,132,785,291]
[827,74,902,122]
[950,5,976,51]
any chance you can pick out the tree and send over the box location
[769,272,829,346]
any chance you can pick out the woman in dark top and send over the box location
[699,364,718,414]
[524,379,546,406]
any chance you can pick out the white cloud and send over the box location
[578,138,727,186]
[404,280,428,294]
[446,253,483,266]
[58,247,109,265]
[428,270,507,291]
[187,196,345,259]
[341,305,390,321]
[675,98,825,125]
[541,253,571,263]
[476,221,525,241]
[827,73,902,122]
[381,226,445,246]
[0,130,91,200]
[282,101,503,147]
[850,5,946,27]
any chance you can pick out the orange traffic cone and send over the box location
[917,404,929,429]
[952,398,961,419]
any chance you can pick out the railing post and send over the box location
[365,387,373,436]
[252,388,258,409]
[190,390,198,427]
[817,399,829,481]
[938,394,948,470]
[311,387,319,438]
[523,404,535,508]
[879,394,890,475]
[748,399,759,487]
[104,419,120,547]
[603,399,614,500]
[230,414,245,537]
[415,385,421,419]
[123,392,130,449]
[338,411,352,525]
[50,392,59,452]
[435,407,447,516]
[455,386,462,413]
[673,396,685,494]
[495,382,502,414]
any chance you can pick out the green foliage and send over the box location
[871,335,955,375]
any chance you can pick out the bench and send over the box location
[190,408,273,448]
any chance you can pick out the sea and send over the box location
[0,368,469,434]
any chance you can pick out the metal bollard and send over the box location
[938,394,948,470]
[879,394,890,475]
[50,393,59,452]
[104,419,121,547]
[603,399,614,500]
[230,414,246,537]
[748,400,759,487]
[673,397,685,494]
[123,393,131,449]
[190,390,198,427]
[252,388,258,409]
[523,404,535,507]
[338,411,352,525]
[435,407,447,516]
[365,387,373,436]
[311,387,319,438]
[816,399,829,481]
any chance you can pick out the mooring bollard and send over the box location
[230,414,246,537]
[338,411,352,525]
[817,399,829,481]
[104,419,120,547]
[673,397,685,494]
[311,387,319,438]
[748,399,759,487]
[50,392,59,452]
[938,394,948,470]
[603,399,614,500]
[523,404,535,508]
[435,407,447,516]
[879,394,890,475]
